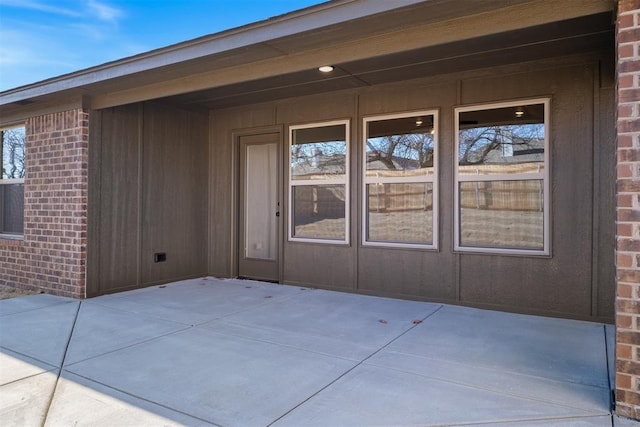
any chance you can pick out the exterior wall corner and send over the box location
[616,0,640,420]
[0,108,89,299]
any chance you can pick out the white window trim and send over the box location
[288,119,350,245]
[0,178,24,184]
[454,98,550,256]
[362,110,439,250]
[1,124,26,239]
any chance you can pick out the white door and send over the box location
[238,133,280,281]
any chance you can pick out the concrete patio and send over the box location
[0,277,636,426]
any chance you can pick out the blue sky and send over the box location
[0,0,323,92]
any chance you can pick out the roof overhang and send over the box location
[0,0,615,123]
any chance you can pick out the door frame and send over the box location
[230,125,284,281]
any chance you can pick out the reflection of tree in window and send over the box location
[1,127,26,179]
[1,126,26,235]
[455,101,548,252]
[290,122,349,242]
[363,112,437,247]
[458,124,544,166]
[367,133,434,171]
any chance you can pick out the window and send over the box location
[363,111,438,248]
[454,99,550,255]
[289,120,349,243]
[1,125,26,237]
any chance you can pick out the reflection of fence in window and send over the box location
[368,182,433,212]
[292,185,346,240]
[459,180,543,212]
[293,185,345,218]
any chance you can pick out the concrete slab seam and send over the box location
[367,348,612,400]
[265,304,446,426]
[83,300,197,327]
[62,325,193,368]
[42,299,81,427]
[0,356,57,387]
[362,355,610,416]
[445,414,614,426]
[603,324,615,411]
[0,300,74,318]
[194,322,364,362]
[56,370,225,427]
[195,291,307,327]
[81,300,190,327]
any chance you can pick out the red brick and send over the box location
[619,283,635,298]
[618,330,640,346]
[620,104,636,118]
[620,119,640,134]
[619,314,635,329]
[619,373,634,389]
[619,223,634,237]
[620,74,636,90]
[618,180,640,193]
[618,252,635,268]
[618,209,640,222]
[617,298,640,313]
[617,389,640,406]
[620,344,634,360]
[619,163,635,178]
[620,87,640,103]
[620,43,637,59]
[1,109,88,298]
[618,8,637,23]
[619,27,640,44]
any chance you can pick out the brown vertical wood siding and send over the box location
[88,55,615,322]
[87,102,208,296]
[206,56,615,323]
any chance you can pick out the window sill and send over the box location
[0,233,24,242]
[454,246,551,258]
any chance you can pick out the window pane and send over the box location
[1,183,24,234]
[366,115,435,178]
[291,124,346,180]
[458,104,544,176]
[367,182,432,244]
[292,185,345,240]
[2,127,26,179]
[459,180,544,250]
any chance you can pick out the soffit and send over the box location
[165,13,614,109]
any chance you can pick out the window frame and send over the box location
[362,110,439,249]
[0,124,26,240]
[453,98,550,256]
[288,119,350,245]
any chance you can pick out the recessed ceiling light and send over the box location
[318,65,334,73]
[515,107,525,117]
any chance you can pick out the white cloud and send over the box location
[86,0,123,24]
[0,0,81,17]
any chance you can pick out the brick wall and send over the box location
[616,0,640,420]
[0,109,89,298]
